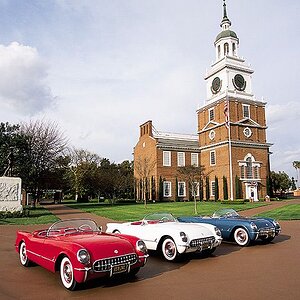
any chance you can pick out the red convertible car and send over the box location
[15,218,148,290]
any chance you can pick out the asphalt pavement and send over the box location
[0,199,299,300]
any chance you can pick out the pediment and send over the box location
[235,118,261,127]
[202,121,220,131]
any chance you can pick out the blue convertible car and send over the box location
[178,208,281,246]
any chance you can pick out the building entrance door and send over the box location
[245,182,258,201]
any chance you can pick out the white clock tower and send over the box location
[205,0,254,104]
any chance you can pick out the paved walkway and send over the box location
[41,204,115,231]
[43,198,300,226]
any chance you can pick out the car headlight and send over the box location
[272,220,280,227]
[77,249,90,264]
[136,240,148,254]
[180,232,188,242]
[214,226,222,237]
[250,222,258,231]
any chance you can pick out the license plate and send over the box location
[112,264,128,274]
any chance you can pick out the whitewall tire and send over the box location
[233,228,250,246]
[161,238,178,261]
[60,257,77,290]
[19,241,31,267]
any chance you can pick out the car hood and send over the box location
[157,222,216,238]
[59,233,136,258]
[223,216,275,228]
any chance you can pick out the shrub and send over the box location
[0,209,30,219]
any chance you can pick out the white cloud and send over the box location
[0,42,54,115]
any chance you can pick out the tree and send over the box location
[158,176,163,201]
[291,177,297,191]
[68,148,101,202]
[199,178,204,201]
[0,122,28,177]
[235,175,243,199]
[205,176,210,201]
[271,171,292,196]
[223,176,228,200]
[177,165,206,214]
[292,161,300,189]
[175,177,179,202]
[115,160,134,199]
[134,156,156,207]
[151,176,156,201]
[20,120,68,203]
[214,176,219,201]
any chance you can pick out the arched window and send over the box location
[232,43,236,55]
[239,154,261,180]
[246,157,253,179]
[224,43,229,56]
[218,45,221,59]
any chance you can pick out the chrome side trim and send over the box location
[26,249,55,263]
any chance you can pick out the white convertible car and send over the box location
[106,212,222,261]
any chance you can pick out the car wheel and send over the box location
[161,238,178,261]
[60,257,77,290]
[19,241,31,267]
[233,228,250,246]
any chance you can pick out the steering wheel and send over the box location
[78,224,93,232]
[160,217,169,223]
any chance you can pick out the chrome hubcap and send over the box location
[237,230,247,243]
[63,262,72,283]
[21,244,27,262]
[165,242,175,258]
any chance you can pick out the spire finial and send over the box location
[223,0,228,19]
[220,0,231,28]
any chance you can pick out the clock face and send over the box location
[243,127,252,138]
[211,77,221,94]
[209,130,215,140]
[233,74,246,91]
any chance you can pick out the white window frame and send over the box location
[178,181,186,197]
[211,181,216,197]
[242,104,250,119]
[209,107,215,121]
[163,181,172,197]
[177,152,185,167]
[210,150,216,166]
[163,151,171,166]
[191,153,198,167]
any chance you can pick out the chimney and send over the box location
[140,120,153,137]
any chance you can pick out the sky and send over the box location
[0,0,299,178]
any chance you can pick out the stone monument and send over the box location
[0,176,23,212]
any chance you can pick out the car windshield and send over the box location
[143,213,177,223]
[212,209,239,218]
[47,219,100,236]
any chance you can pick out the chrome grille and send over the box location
[190,236,215,248]
[93,253,137,272]
[258,227,275,237]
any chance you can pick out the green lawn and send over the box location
[0,207,59,225]
[255,204,300,220]
[68,201,268,222]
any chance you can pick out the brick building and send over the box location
[134,1,272,201]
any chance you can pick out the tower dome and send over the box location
[214,0,239,59]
